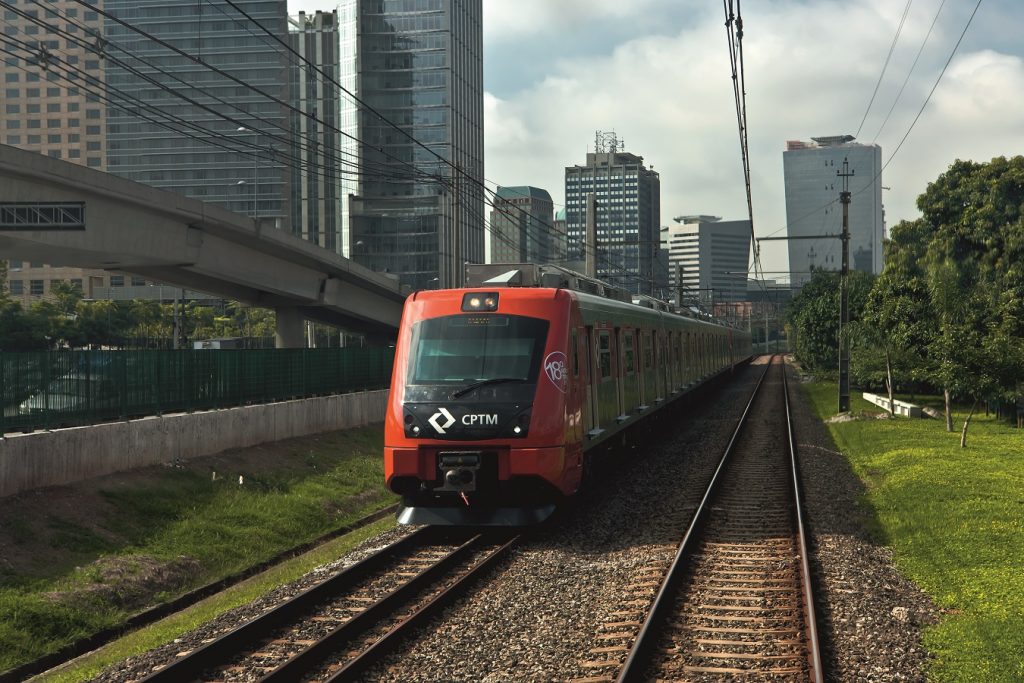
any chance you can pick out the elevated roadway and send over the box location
[0,144,406,345]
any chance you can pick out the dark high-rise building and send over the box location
[104,0,291,226]
[489,186,554,264]
[288,10,342,252]
[344,0,485,290]
[564,132,661,295]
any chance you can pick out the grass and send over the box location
[802,382,1024,682]
[37,518,395,683]
[0,425,398,674]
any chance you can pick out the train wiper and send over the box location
[451,377,527,399]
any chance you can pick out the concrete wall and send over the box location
[0,390,387,498]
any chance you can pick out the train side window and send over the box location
[598,330,612,380]
[571,329,579,378]
[623,330,635,375]
[643,332,652,369]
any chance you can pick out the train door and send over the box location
[584,326,597,433]
[596,329,615,428]
[572,327,583,439]
[614,327,625,419]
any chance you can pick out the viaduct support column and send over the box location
[275,307,306,348]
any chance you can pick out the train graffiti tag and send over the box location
[544,351,568,393]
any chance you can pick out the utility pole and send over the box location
[837,158,853,413]
[585,193,597,279]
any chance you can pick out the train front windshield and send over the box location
[406,314,549,393]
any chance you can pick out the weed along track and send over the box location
[138,527,520,682]
[595,356,823,682]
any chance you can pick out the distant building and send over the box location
[344,0,484,290]
[552,208,568,263]
[288,10,342,252]
[489,186,554,264]
[564,132,661,295]
[662,216,751,307]
[783,135,884,288]
[0,0,120,303]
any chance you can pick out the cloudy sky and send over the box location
[294,0,1023,279]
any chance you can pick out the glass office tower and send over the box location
[104,0,291,227]
[345,0,484,290]
[289,10,342,252]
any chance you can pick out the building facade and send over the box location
[288,10,342,252]
[1,0,130,305]
[104,0,291,226]
[488,186,554,264]
[662,216,751,307]
[345,0,484,290]
[564,137,661,295]
[783,135,884,288]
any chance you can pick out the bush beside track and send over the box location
[802,381,1024,682]
[0,425,397,676]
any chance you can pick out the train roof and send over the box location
[461,263,740,331]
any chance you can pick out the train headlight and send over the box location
[462,292,499,311]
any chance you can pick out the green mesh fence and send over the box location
[0,347,394,434]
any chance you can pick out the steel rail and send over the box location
[616,355,776,683]
[323,533,521,682]
[784,358,826,682]
[140,525,447,682]
[258,531,518,682]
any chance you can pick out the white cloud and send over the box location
[483,0,661,41]
[484,0,1024,277]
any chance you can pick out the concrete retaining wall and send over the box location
[0,390,387,498]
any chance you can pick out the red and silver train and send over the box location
[384,264,752,525]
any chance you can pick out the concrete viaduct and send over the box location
[0,144,406,346]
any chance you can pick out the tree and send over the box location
[860,219,936,415]
[786,269,875,376]
[916,156,1024,444]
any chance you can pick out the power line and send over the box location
[855,0,915,138]
[872,0,949,143]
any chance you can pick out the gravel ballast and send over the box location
[87,358,937,682]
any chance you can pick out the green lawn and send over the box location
[0,425,397,674]
[802,383,1024,682]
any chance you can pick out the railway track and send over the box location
[140,526,519,682]
[578,356,823,682]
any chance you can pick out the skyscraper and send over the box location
[488,186,554,264]
[564,132,661,295]
[104,0,291,226]
[345,0,484,290]
[783,135,884,288]
[288,10,342,252]
[662,216,751,307]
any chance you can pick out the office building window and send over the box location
[30,280,44,295]
[70,278,83,290]
[131,276,146,286]
[87,156,101,167]
[68,149,80,158]
[8,280,23,295]
[5,135,19,144]
[47,134,61,143]
[109,275,124,287]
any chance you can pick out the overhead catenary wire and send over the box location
[871,0,949,143]
[855,0,915,138]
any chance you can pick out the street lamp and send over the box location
[237,126,257,218]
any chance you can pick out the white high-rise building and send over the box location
[783,135,884,288]
[661,216,751,307]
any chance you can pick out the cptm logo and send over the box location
[544,351,568,393]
